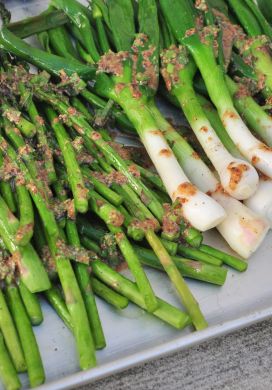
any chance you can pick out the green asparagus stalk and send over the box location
[134,245,227,286]
[3,115,50,200]
[0,117,36,246]
[0,136,58,240]
[177,245,223,267]
[0,181,16,213]
[18,281,43,326]
[89,190,158,313]
[45,107,89,213]
[66,220,106,350]
[80,89,135,133]
[0,289,26,373]
[70,97,93,122]
[80,236,102,255]
[90,276,129,310]
[0,332,21,390]
[0,196,51,292]
[117,204,145,242]
[6,283,45,387]
[82,166,123,207]
[14,183,34,246]
[46,227,97,369]
[2,104,36,138]
[199,244,248,272]
[145,229,208,330]
[19,83,56,183]
[44,287,73,332]
[92,259,191,329]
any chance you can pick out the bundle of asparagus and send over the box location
[0,0,270,388]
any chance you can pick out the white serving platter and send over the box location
[3,1,272,389]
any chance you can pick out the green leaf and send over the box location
[107,0,135,52]
[138,0,159,49]
[51,0,100,61]
[206,0,229,16]
[159,0,196,41]
[91,0,111,28]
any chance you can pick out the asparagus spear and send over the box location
[92,259,191,329]
[90,276,129,310]
[19,83,56,184]
[6,283,45,387]
[44,286,73,332]
[45,228,97,369]
[0,135,58,240]
[134,246,227,286]
[45,107,88,213]
[199,244,247,272]
[18,281,43,326]
[66,220,106,350]
[0,195,51,292]
[89,190,158,313]
[81,166,123,207]
[0,150,33,246]
[0,289,26,373]
[0,332,21,390]
[0,181,16,213]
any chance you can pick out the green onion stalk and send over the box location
[256,0,272,24]
[235,31,272,100]
[207,0,272,98]
[225,77,272,148]
[225,0,272,95]
[159,45,259,200]
[197,92,272,228]
[159,0,272,179]
[145,96,269,258]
